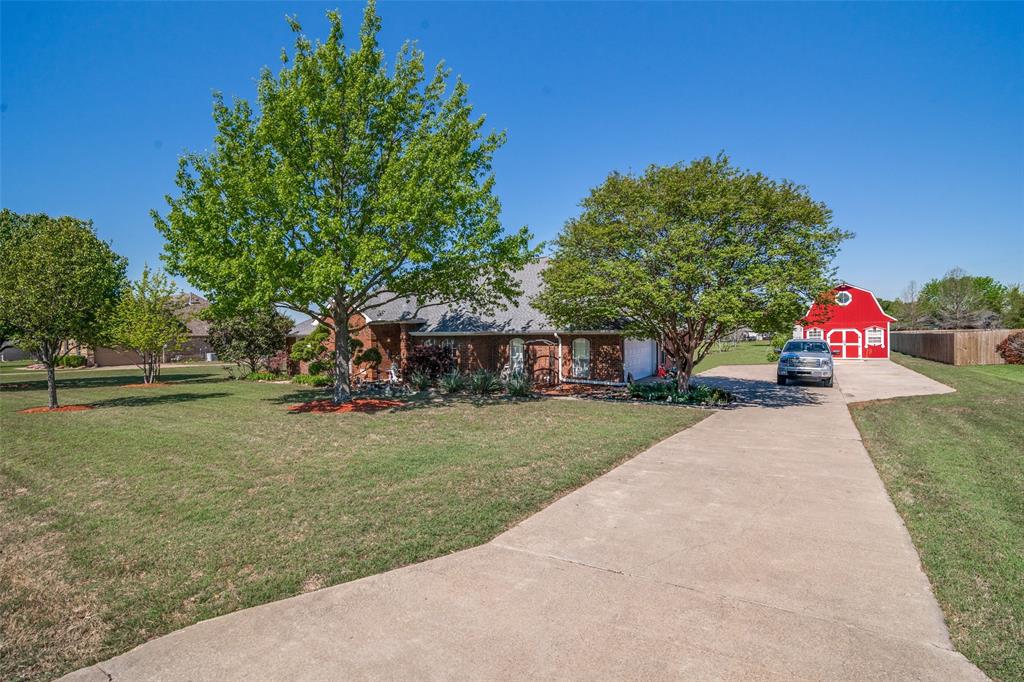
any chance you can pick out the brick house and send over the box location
[89,293,215,366]
[288,261,659,386]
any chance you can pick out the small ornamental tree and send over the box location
[0,210,127,408]
[288,323,382,377]
[207,306,293,374]
[155,2,534,403]
[535,155,850,391]
[107,267,189,384]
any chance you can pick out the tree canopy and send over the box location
[207,306,294,375]
[0,210,127,407]
[534,155,850,389]
[155,2,534,402]
[918,268,1007,329]
[106,266,189,384]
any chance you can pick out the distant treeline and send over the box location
[878,268,1024,331]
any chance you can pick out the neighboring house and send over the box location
[91,293,215,366]
[289,260,660,386]
[795,284,897,359]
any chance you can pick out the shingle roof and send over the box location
[288,318,319,338]
[174,294,211,337]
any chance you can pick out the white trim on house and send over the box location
[805,328,824,340]
[827,328,863,359]
[865,326,885,348]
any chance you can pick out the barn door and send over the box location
[828,329,862,359]
[527,344,557,386]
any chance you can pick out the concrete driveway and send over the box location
[65,362,982,681]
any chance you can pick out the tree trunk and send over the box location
[674,342,694,393]
[46,362,58,409]
[333,326,352,404]
[143,352,158,384]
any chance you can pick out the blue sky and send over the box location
[2,1,1021,301]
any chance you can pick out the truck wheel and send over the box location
[823,376,834,388]
[777,376,787,386]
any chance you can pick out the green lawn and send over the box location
[849,354,1023,681]
[0,364,707,681]
[694,340,773,373]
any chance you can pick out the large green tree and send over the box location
[106,266,189,384]
[0,210,127,408]
[155,2,533,403]
[207,306,294,374]
[919,268,1006,329]
[535,155,850,390]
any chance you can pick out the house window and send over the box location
[836,291,853,306]
[805,328,824,340]
[509,338,525,374]
[865,327,885,347]
[572,338,591,378]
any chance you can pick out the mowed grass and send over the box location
[849,354,1023,681]
[0,364,706,681]
[694,340,773,373]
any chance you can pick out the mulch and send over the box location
[539,383,631,400]
[288,398,406,414]
[18,405,94,414]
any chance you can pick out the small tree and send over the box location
[208,306,293,375]
[155,2,534,403]
[107,267,189,384]
[0,210,126,408]
[288,323,382,377]
[535,155,850,391]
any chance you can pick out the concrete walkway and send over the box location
[65,362,982,681]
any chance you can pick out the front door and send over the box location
[527,344,558,386]
[828,329,862,359]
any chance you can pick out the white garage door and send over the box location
[624,339,657,380]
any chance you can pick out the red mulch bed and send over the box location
[121,382,169,388]
[18,405,94,414]
[288,398,405,414]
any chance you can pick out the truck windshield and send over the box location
[783,341,831,354]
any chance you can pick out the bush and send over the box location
[767,332,791,361]
[57,355,87,368]
[406,344,456,381]
[245,371,282,381]
[996,330,1024,365]
[628,380,733,406]
[439,369,468,394]
[469,369,501,395]
[504,372,532,397]
[291,373,332,387]
[408,370,433,392]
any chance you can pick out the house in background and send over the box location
[289,260,660,386]
[90,293,215,366]
[795,284,897,359]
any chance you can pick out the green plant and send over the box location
[56,355,87,368]
[440,369,468,394]
[408,370,433,392]
[504,372,532,397]
[469,369,501,396]
[767,332,791,361]
[245,371,282,381]
[207,305,293,374]
[291,373,332,387]
[628,380,733,406]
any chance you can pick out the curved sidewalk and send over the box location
[65,362,982,681]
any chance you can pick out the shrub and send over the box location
[406,344,456,380]
[408,370,433,392]
[504,372,532,397]
[469,369,501,395]
[996,330,1024,365]
[245,371,282,381]
[767,332,791,361]
[57,355,87,368]
[628,380,733,406]
[291,373,332,387]
[439,369,468,394]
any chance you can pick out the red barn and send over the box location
[797,284,897,359]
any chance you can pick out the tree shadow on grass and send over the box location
[87,391,232,409]
[0,371,228,392]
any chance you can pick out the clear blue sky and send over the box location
[3,2,1022,300]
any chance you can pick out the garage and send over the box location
[623,339,658,380]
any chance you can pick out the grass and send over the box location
[694,340,773,373]
[848,354,1023,681]
[0,364,707,681]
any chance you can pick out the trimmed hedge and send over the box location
[291,373,332,387]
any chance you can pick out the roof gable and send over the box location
[803,283,897,325]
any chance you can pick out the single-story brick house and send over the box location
[288,260,659,386]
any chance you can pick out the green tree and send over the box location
[1004,285,1024,329]
[534,155,850,391]
[207,306,294,375]
[919,268,1006,329]
[106,266,189,384]
[155,2,533,403]
[0,210,126,408]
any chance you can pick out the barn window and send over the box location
[836,291,853,306]
[805,328,824,340]
[571,338,591,378]
[509,338,525,373]
[865,327,885,347]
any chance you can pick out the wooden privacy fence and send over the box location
[891,329,1022,366]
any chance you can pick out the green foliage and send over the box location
[469,369,501,395]
[1002,285,1024,329]
[245,371,283,381]
[504,371,532,397]
[0,210,127,406]
[439,369,468,393]
[767,332,792,361]
[407,370,433,392]
[628,381,733,405]
[106,266,189,383]
[291,373,332,387]
[534,154,849,390]
[919,268,1007,329]
[208,305,293,374]
[56,355,87,368]
[154,1,535,403]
